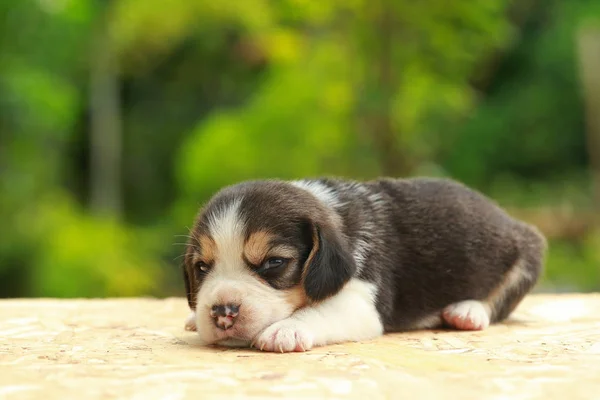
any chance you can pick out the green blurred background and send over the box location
[1,0,599,299]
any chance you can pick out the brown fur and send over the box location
[283,285,309,311]
[244,231,273,265]
[198,234,217,264]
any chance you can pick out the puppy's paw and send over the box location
[184,311,197,331]
[253,319,314,353]
[443,300,490,331]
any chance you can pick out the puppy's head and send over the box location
[183,180,356,346]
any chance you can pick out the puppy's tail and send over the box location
[521,222,547,281]
[490,222,547,323]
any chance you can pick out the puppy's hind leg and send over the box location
[443,224,546,331]
[443,300,491,331]
[441,255,534,331]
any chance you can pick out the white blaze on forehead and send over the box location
[207,197,245,274]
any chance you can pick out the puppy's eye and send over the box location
[194,261,211,273]
[262,257,288,270]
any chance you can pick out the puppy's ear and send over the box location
[183,264,196,310]
[183,246,198,310]
[302,221,357,302]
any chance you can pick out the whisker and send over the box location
[174,234,195,240]
[185,226,199,239]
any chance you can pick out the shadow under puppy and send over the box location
[182,177,546,352]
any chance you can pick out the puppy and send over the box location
[182,177,546,352]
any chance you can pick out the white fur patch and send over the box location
[352,236,370,272]
[367,192,386,213]
[207,198,245,276]
[253,279,383,352]
[352,220,375,273]
[344,181,369,196]
[184,311,197,331]
[291,180,342,209]
[443,300,491,330]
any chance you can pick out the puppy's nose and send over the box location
[210,303,240,330]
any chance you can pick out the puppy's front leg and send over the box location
[184,311,197,331]
[253,279,383,352]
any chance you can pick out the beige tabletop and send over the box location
[1,294,599,399]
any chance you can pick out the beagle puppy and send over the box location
[182,177,546,352]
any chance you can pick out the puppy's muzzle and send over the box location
[210,303,240,330]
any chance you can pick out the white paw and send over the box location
[184,311,197,331]
[252,319,314,353]
[443,300,490,331]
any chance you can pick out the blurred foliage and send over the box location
[29,193,163,297]
[545,231,600,292]
[1,0,599,298]
[444,0,600,188]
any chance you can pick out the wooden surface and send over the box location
[1,294,599,400]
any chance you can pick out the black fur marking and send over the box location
[303,225,357,301]
[183,263,195,309]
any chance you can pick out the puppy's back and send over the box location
[366,177,546,329]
